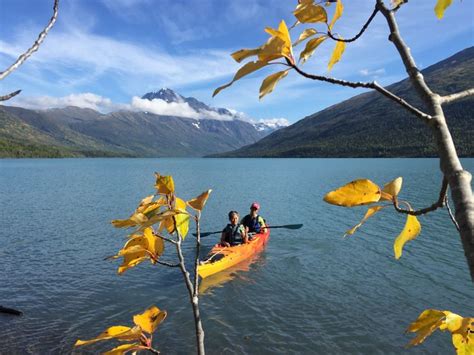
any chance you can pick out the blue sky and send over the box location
[0,0,472,124]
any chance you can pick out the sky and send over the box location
[0,0,473,124]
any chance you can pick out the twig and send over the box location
[327,5,379,43]
[393,178,448,216]
[154,233,177,245]
[0,0,59,80]
[289,61,432,122]
[0,90,21,102]
[156,260,180,268]
[441,88,474,104]
[445,195,460,231]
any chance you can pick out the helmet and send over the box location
[250,202,260,210]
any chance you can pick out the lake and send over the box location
[0,158,472,354]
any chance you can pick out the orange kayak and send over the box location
[198,228,270,279]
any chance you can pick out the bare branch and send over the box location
[327,5,379,43]
[154,233,177,245]
[445,195,460,231]
[0,90,21,102]
[441,88,474,104]
[393,178,448,216]
[0,0,59,81]
[289,62,432,122]
[156,260,180,268]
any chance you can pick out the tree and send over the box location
[214,0,474,281]
[214,0,473,352]
[74,174,210,354]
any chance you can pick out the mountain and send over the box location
[212,47,474,158]
[0,89,285,158]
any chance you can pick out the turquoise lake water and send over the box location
[0,158,473,354]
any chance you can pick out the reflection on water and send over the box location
[199,251,267,295]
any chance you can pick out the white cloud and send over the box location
[130,97,199,118]
[10,93,127,112]
[359,68,386,77]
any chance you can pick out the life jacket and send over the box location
[223,224,244,245]
[243,214,263,233]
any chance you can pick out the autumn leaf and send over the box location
[260,20,293,62]
[328,0,344,30]
[406,309,446,346]
[323,179,381,207]
[103,343,145,355]
[381,177,403,201]
[133,305,167,334]
[175,213,190,239]
[328,37,346,70]
[393,214,421,259]
[155,173,175,195]
[434,0,453,19]
[187,189,212,211]
[213,61,267,97]
[345,205,386,237]
[75,326,142,347]
[293,28,318,46]
[299,36,327,63]
[293,2,327,24]
[259,70,290,99]
[231,48,262,63]
[406,309,473,354]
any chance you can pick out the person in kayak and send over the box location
[221,211,248,247]
[241,202,266,234]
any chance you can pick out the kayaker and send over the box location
[241,202,266,234]
[221,211,248,247]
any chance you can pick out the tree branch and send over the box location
[0,90,21,102]
[289,62,432,122]
[441,88,474,104]
[156,260,180,268]
[0,0,59,81]
[154,232,176,245]
[445,195,460,231]
[327,5,379,43]
[393,178,448,216]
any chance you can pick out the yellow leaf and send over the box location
[139,195,154,206]
[434,0,453,19]
[231,48,262,63]
[293,3,327,24]
[451,317,474,355]
[159,216,175,234]
[187,189,212,211]
[328,38,346,71]
[74,326,142,347]
[103,343,144,355]
[137,209,182,231]
[143,227,165,262]
[442,311,464,332]
[259,70,290,100]
[381,177,403,201]
[155,174,175,194]
[293,28,318,46]
[259,21,293,63]
[118,249,148,274]
[406,309,446,347]
[345,205,385,237]
[213,61,267,97]
[175,213,190,239]
[111,218,137,228]
[323,179,381,207]
[175,197,187,211]
[299,36,327,63]
[393,214,421,259]
[133,305,167,334]
[328,0,344,30]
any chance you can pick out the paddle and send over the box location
[196,224,303,238]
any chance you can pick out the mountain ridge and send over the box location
[211,47,474,158]
[0,88,286,157]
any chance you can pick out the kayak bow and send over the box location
[198,228,270,279]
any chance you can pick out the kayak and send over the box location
[198,228,270,279]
